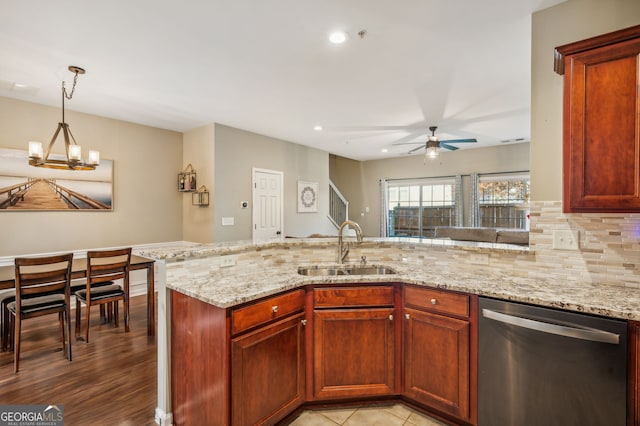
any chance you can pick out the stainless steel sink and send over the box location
[297,265,397,276]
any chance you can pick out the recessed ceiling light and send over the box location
[329,31,347,44]
[381,148,388,153]
[313,125,323,131]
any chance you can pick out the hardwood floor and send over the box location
[0,295,157,426]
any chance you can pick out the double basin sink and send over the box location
[297,265,397,276]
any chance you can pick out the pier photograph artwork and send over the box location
[0,148,113,211]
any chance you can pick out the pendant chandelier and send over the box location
[28,65,99,170]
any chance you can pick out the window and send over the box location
[387,178,457,238]
[478,173,530,229]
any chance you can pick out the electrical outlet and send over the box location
[553,230,579,250]
[220,256,236,267]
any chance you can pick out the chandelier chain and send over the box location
[63,70,80,100]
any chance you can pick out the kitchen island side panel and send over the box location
[171,290,230,426]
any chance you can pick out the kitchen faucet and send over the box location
[337,220,363,264]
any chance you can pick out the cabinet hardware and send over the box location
[389,314,394,321]
[301,319,307,326]
[405,313,410,320]
[272,305,278,313]
[430,298,437,305]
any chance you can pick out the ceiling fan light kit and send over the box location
[393,125,478,160]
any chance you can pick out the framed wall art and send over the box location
[297,180,318,213]
[0,148,113,211]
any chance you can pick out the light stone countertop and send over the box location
[138,238,639,321]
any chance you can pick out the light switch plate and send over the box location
[222,217,234,226]
[553,230,579,250]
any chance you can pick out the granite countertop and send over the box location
[158,246,640,321]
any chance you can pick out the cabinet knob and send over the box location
[405,313,410,320]
[301,319,307,326]
[430,298,437,305]
[272,305,279,313]
[389,314,394,321]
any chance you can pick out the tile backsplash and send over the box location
[528,201,640,288]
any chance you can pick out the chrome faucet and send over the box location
[337,220,363,264]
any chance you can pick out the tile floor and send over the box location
[289,404,448,426]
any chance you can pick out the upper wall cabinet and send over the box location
[555,25,640,213]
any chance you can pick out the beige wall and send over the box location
[183,124,215,243]
[0,96,183,256]
[332,143,530,236]
[214,124,335,241]
[531,0,640,201]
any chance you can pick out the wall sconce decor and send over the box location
[178,163,196,192]
[192,185,209,206]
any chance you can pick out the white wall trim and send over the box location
[154,407,173,426]
[0,241,187,297]
[0,241,188,267]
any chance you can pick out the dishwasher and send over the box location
[478,297,628,426]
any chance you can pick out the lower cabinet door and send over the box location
[231,313,306,426]
[313,308,396,399]
[404,307,470,421]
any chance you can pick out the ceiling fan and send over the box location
[394,126,477,158]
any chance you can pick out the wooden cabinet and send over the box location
[231,313,305,426]
[171,283,478,425]
[171,288,306,426]
[312,285,398,400]
[403,285,477,424]
[555,25,640,213]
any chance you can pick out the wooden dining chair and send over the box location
[7,253,74,373]
[75,247,131,343]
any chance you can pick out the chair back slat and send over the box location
[87,248,131,289]
[14,254,73,306]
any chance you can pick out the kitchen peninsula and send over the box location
[140,236,640,426]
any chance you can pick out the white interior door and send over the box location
[252,168,283,242]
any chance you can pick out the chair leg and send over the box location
[1,303,8,351]
[124,294,130,333]
[58,312,65,349]
[13,316,21,373]
[65,307,72,362]
[8,314,14,351]
[114,302,119,328]
[75,299,81,340]
[85,303,91,343]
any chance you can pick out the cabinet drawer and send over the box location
[314,285,394,308]
[232,289,305,335]
[404,286,469,318]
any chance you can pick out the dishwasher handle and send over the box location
[482,308,620,345]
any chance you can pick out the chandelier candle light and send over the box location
[28,66,99,170]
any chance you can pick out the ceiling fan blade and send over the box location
[408,145,426,154]
[392,141,425,146]
[390,129,427,146]
[439,143,459,151]
[440,138,477,144]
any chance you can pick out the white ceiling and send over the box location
[0,0,564,161]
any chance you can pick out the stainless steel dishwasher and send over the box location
[478,297,627,426]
